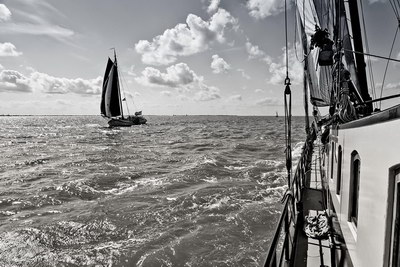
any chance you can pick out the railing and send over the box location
[264,132,315,267]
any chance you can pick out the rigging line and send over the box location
[396,0,400,17]
[293,4,311,64]
[284,0,292,187]
[359,0,377,107]
[389,0,400,20]
[379,26,399,109]
[285,0,289,79]
[342,48,400,63]
[118,70,131,116]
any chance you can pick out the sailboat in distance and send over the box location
[100,50,147,127]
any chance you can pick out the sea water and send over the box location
[0,115,306,266]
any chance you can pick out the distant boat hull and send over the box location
[108,116,147,127]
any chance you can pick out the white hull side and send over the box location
[327,118,400,267]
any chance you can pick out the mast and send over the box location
[347,0,373,114]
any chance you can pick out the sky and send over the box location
[0,0,398,115]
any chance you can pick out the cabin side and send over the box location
[325,109,400,267]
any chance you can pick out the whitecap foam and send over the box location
[224,165,249,171]
[206,196,230,210]
[292,142,304,160]
[202,176,218,183]
[201,157,217,166]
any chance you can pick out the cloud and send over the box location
[55,99,70,106]
[135,8,238,66]
[268,45,303,85]
[136,63,202,88]
[237,68,251,79]
[30,72,102,95]
[128,65,137,76]
[161,90,172,97]
[246,0,286,19]
[211,54,231,73]
[0,3,74,42]
[0,23,74,38]
[0,4,11,22]
[136,62,221,101]
[368,0,385,4]
[383,82,400,90]
[207,0,221,13]
[245,40,272,63]
[255,89,264,93]
[0,69,32,93]
[0,42,22,57]
[256,97,280,105]
[0,67,102,95]
[228,94,242,101]
[194,84,221,101]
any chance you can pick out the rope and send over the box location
[284,0,292,186]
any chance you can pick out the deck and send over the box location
[292,144,351,267]
[264,136,352,267]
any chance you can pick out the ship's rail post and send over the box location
[264,132,315,267]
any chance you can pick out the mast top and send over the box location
[110,47,117,65]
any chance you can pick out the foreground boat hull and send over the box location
[326,105,400,267]
[108,116,147,127]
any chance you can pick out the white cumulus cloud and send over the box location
[135,63,202,88]
[31,72,102,95]
[211,54,231,74]
[0,4,11,22]
[0,69,32,93]
[135,8,238,66]
[246,0,286,19]
[245,40,272,63]
[207,0,221,13]
[0,42,22,57]
[136,62,221,101]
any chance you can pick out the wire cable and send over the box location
[379,26,399,109]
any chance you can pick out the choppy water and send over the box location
[0,115,306,266]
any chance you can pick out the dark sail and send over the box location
[109,64,122,117]
[100,58,122,118]
[100,58,113,116]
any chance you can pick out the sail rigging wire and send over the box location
[359,0,378,109]
[118,70,132,116]
[378,26,399,110]
[378,0,400,109]
[342,48,400,63]
[120,70,144,116]
[284,0,292,187]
